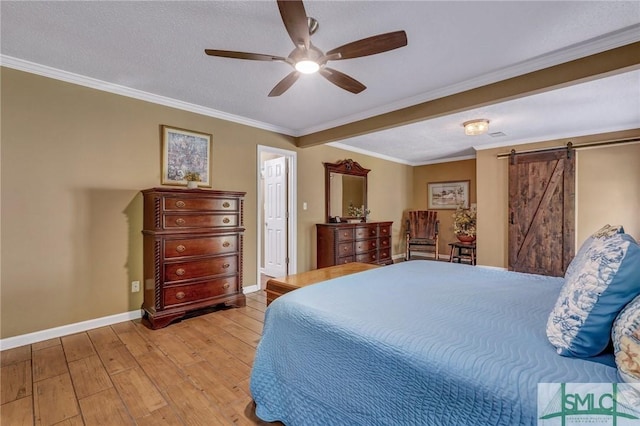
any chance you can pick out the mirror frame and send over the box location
[324,159,370,223]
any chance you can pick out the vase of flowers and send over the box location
[184,171,201,189]
[452,205,477,243]
[347,204,371,222]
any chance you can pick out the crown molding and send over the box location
[328,141,478,166]
[0,55,296,137]
[472,125,640,152]
[410,154,477,166]
[297,25,640,136]
[3,24,639,165]
[327,142,414,165]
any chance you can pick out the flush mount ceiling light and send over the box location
[463,119,490,136]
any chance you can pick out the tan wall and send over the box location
[411,159,476,256]
[1,68,413,338]
[577,143,640,243]
[5,65,635,339]
[476,134,640,268]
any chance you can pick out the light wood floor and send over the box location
[0,291,281,426]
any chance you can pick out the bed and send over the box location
[249,260,623,425]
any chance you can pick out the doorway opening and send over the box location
[256,145,297,290]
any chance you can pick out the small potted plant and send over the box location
[184,171,201,189]
[452,205,477,242]
[347,204,371,222]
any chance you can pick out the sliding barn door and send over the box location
[508,148,575,276]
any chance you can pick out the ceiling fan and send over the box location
[205,0,407,97]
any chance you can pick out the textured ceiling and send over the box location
[1,1,639,164]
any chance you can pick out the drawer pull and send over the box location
[175,291,185,300]
[343,232,349,237]
[223,217,230,224]
[175,218,186,226]
[223,282,230,290]
[175,268,185,276]
[223,201,231,208]
[382,228,388,234]
[175,201,186,208]
[372,243,377,248]
[343,246,348,252]
[176,245,186,253]
[222,263,230,269]
[222,241,231,248]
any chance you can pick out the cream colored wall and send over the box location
[411,160,476,256]
[577,143,640,243]
[1,68,412,338]
[476,133,640,268]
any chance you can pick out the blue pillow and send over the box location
[547,232,640,357]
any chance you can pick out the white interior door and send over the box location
[263,156,287,277]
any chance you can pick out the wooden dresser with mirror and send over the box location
[317,159,393,268]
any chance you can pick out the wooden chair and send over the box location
[405,210,439,261]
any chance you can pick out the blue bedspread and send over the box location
[250,261,618,425]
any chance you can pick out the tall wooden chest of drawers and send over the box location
[316,222,393,268]
[141,188,246,329]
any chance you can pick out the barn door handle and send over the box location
[510,212,514,225]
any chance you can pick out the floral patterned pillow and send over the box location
[612,295,640,382]
[546,232,640,357]
[564,224,625,278]
[592,224,626,239]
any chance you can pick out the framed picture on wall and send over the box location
[161,125,212,187]
[427,180,470,209]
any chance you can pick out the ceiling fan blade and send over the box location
[319,68,366,94]
[268,71,300,97]
[277,0,310,49]
[326,30,407,60]
[205,49,286,62]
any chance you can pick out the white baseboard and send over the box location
[1,286,265,351]
[0,309,143,351]
[243,284,259,294]
[0,283,266,351]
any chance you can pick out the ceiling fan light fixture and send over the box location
[295,59,320,74]
[463,119,490,136]
[205,1,408,96]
